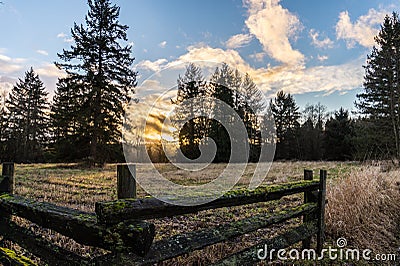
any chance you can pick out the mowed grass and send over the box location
[3,161,399,265]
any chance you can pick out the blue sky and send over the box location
[0,0,399,113]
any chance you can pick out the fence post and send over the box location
[117,164,136,199]
[0,163,14,248]
[0,162,14,194]
[316,169,327,254]
[302,169,314,249]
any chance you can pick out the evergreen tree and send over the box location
[172,63,206,160]
[356,12,400,158]
[324,108,354,161]
[5,68,49,162]
[0,90,8,161]
[240,73,264,162]
[297,118,318,160]
[51,78,90,161]
[54,0,136,165]
[172,63,265,163]
[270,90,300,159]
[208,63,236,162]
[352,117,385,160]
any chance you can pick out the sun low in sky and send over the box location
[0,0,398,112]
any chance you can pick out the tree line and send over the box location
[166,12,400,162]
[0,0,135,165]
[270,12,400,161]
[0,0,399,164]
[170,63,266,163]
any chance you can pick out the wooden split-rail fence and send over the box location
[0,163,327,265]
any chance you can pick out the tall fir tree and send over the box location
[351,117,384,160]
[240,73,264,162]
[51,78,90,161]
[5,68,49,162]
[356,12,400,158]
[208,63,236,162]
[172,63,206,160]
[172,63,265,163]
[54,0,136,165]
[0,90,8,161]
[270,90,300,160]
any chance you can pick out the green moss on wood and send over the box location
[96,179,319,223]
[73,213,96,222]
[0,247,37,266]
[0,193,13,200]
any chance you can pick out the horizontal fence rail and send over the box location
[212,222,319,265]
[98,203,318,265]
[95,180,320,224]
[0,163,327,265]
[0,193,155,255]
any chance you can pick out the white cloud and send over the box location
[0,54,11,62]
[309,29,334,48]
[159,41,167,48]
[36,50,49,56]
[317,55,329,62]
[132,0,368,99]
[244,0,304,66]
[57,32,66,38]
[260,57,364,96]
[225,33,253,49]
[336,8,388,48]
[0,54,65,94]
[137,58,168,72]
[0,53,24,73]
[36,63,66,78]
[173,46,252,75]
[138,45,364,98]
[57,32,73,43]
[0,76,15,95]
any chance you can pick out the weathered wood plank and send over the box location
[0,163,14,194]
[0,194,155,256]
[114,203,318,265]
[317,170,327,254]
[211,222,318,266]
[0,246,37,266]
[302,169,314,249]
[96,180,320,224]
[0,218,82,265]
[1,163,14,224]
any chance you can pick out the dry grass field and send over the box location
[2,161,400,265]
[10,161,354,212]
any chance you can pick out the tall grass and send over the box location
[325,165,400,253]
[7,162,399,264]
